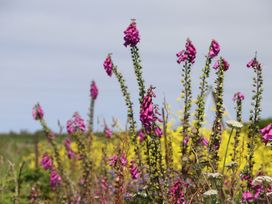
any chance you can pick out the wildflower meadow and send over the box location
[1,20,272,204]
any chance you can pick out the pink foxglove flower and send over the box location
[213,58,229,71]
[129,160,140,179]
[66,112,86,135]
[63,138,76,159]
[103,55,113,77]
[41,153,53,170]
[138,130,145,142]
[260,124,272,145]
[50,170,62,188]
[140,87,161,134]
[201,137,209,146]
[154,126,162,137]
[109,155,118,167]
[90,81,98,100]
[242,191,254,203]
[120,152,127,166]
[183,136,189,145]
[104,126,112,138]
[233,92,245,102]
[32,103,44,120]
[123,20,140,47]
[169,179,187,204]
[101,177,108,191]
[208,39,220,59]
[247,58,261,69]
[176,38,197,64]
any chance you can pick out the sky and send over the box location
[0,0,271,133]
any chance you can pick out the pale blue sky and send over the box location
[0,0,271,133]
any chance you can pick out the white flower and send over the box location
[206,172,222,179]
[203,189,218,197]
[252,176,272,186]
[225,120,243,129]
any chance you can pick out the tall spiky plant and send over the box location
[246,55,263,181]
[103,54,143,176]
[208,57,229,171]
[176,38,196,173]
[192,40,220,153]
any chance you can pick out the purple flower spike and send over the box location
[140,87,156,134]
[41,153,53,171]
[201,137,209,147]
[138,130,145,142]
[247,58,261,69]
[129,160,140,179]
[213,58,229,71]
[103,55,113,77]
[50,170,62,188]
[233,92,245,102]
[66,112,86,135]
[176,38,197,64]
[32,103,44,120]
[104,126,113,139]
[123,20,140,47]
[154,126,162,137]
[260,124,272,145]
[63,138,76,159]
[208,39,220,59]
[140,86,162,135]
[109,154,118,167]
[120,152,127,166]
[242,191,254,203]
[90,81,98,100]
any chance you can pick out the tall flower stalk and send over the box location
[192,40,220,153]
[140,86,164,201]
[103,54,143,174]
[208,57,229,171]
[123,19,145,102]
[87,81,98,151]
[33,103,71,203]
[246,55,263,180]
[176,38,196,173]
[162,100,173,177]
[232,92,245,162]
[66,112,92,203]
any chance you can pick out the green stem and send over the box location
[222,128,234,176]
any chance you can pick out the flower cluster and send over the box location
[201,137,209,146]
[103,55,113,77]
[208,40,220,59]
[41,153,53,170]
[213,58,229,71]
[260,124,272,145]
[50,170,62,188]
[66,112,86,135]
[247,58,261,69]
[241,176,272,203]
[176,38,197,64]
[138,130,145,142]
[169,179,187,204]
[109,153,127,167]
[140,86,162,135]
[123,20,140,47]
[233,92,245,102]
[129,160,140,179]
[90,81,98,100]
[63,138,76,159]
[32,103,44,120]
[104,126,113,139]
[40,153,62,188]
